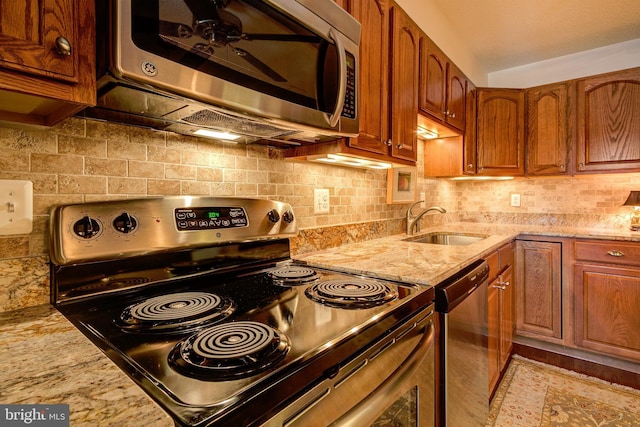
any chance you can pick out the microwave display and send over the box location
[130,0,354,115]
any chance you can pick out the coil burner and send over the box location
[268,265,320,286]
[116,291,234,333]
[305,278,398,309]
[169,321,291,379]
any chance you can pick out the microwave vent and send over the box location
[182,109,299,139]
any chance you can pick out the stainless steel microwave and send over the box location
[89,0,361,145]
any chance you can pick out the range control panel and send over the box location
[49,197,297,265]
[175,207,248,231]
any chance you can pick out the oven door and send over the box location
[261,305,435,427]
[112,0,359,135]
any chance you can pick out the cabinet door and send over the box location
[576,67,640,173]
[0,0,77,82]
[574,263,640,362]
[526,82,570,175]
[0,0,96,126]
[389,5,419,162]
[487,280,500,394]
[464,81,477,175]
[499,265,514,368]
[348,0,390,156]
[446,62,466,131]
[515,240,562,341]
[418,36,446,122]
[476,88,525,175]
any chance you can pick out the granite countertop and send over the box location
[0,304,174,426]
[2,223,638,425]
[293,222,640,287]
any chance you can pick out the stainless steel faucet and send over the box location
[406,202,446,235]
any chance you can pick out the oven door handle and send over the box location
[330,318,435,426]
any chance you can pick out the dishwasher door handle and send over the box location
[330,319,435,426]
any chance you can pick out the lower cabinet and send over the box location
[515,239,562,342]
[574,239,640,363]
[487,242,514,395]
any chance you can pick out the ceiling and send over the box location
[432,0,640,73]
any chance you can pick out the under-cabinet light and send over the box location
[417,126,439,140]
[450,176,514,181]
[308,154,393,170]
[193,129,242,141]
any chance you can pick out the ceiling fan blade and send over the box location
[243,33,322,43]
[233,48,287,82]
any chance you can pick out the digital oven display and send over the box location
[174,207,248,231]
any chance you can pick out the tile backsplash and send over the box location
[1,116,638,311]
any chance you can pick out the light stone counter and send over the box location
[293,222,640,287]
[0,304,174,426]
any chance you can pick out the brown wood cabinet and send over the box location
[476,88,525,175]
[346,0,390,157]
[576,67,640,173]
[418,36,466,132]
[525,82,572,175]
[464,81,477,175]
[515,240,563,342]
[0,0,96,126]
[388,3,419,162]
[487,241,515,395]
[574,239,640,362]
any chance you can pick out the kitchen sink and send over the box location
[403,232,488,246]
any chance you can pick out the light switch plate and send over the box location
[314,189,330,214]
[0,180,33,235]
[510,193,521,207]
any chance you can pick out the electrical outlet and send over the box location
[314,189,330,214]
[0,180,33,235]
[510,193,521,207]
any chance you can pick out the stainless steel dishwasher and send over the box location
[434,259,489,427]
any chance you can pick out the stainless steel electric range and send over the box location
[49,197,435,426]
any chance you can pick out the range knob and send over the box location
[267,209,280,223]
[113,212,138,234]
[283,210,295,224]
[73,216,101,239]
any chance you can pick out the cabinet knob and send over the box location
[396,143,404,149]
[55,36,72,56]
[467,164,474,169]
[449,113,456,118]
[607,250,624,257]
[560,164,565,169]
[492,284,506,290]
[385,139,392,147]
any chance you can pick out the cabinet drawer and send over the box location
[575,240,640,266]
[499,242,514,267]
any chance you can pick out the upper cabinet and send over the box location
[388,3,420,162]
[0,0,96,126]
[476,88,525,175]
[418,36,467,132]
[525,82,573,175]
[576,67,640,173]
[346,0,390,157]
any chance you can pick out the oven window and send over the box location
[372,386,418,427]
[131,0,338,112]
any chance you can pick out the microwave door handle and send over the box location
[324,28,347,128]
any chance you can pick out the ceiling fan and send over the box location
[158,0,322,82]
